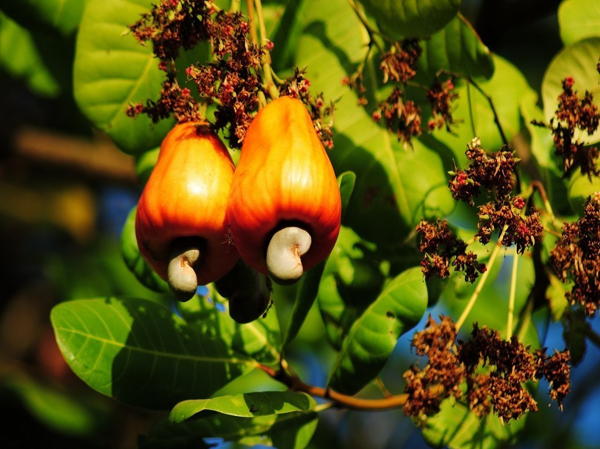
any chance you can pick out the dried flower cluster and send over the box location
[449,138,543,254]
[426,79,459,132]
[281,68,336,149]
[127,0,333,149]
[416,219,486,283]
[551,193,600,316]
[403,316,571,422]
[534,77,600,177]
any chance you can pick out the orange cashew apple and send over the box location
[135,122,239,300]
[227,96,342,285]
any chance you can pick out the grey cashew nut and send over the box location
[266,226,312,285]
[167,241,201,301]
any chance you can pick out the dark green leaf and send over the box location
[0,0,87,36]
[121,206,170,293]
[428,55,532,166]
[415,14,494,83]
[143,403,318,449]
[558,0,600,46]
[328,267,427,394]
[360,0,461,39]
[177,290,282,366]
[73,0,174,154]
[318,226,382,350]
[51,297,256,409]
[542,37,600,145]
[563,308,587,366]
[0,12,60,97]
[170,391,316,422]
[270,0,307,71]
[338,170,357,222]
[422,397,526,449]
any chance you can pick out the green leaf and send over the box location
[4,376,108,437]
[296,0,456,247]
[422,397,526,449]
[0,0,87,36]
[338,170,357,222]
[51,297,256,409]
[428,54,532,166]
[143,403,318,449]
[559,0,600,46]
[328,267,427,394]
[73,0,175,154]
[415,14,494,84]
[121,206,170,293]
[0,12,61,97]
[170,391,316,423]
[542,37,600,145]
[360,0,461,39]
[568,169,600,215]
[177,291,282,366]
[134,147,160,185]
[270,0,308,72]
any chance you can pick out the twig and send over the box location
[507,249,519,339]
[455,225,509,332]
[258,364,443,411]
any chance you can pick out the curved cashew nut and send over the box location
[266,226,312,285]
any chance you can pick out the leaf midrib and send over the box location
[55,327,256,365]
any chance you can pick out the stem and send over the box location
[347,0,386,52]
[507,249,519,339]
[258,364,443,411]
[245,0,258,45]
[230,0,241,12]
[455,225,509,332]
[584,324,600,350]
[530,180,561,229]
[253,0,279,99]
[375,377,393,398]
[516,289,535,341]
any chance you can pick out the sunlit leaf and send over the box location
[177,291,282,366]
[558,0,600,46]
[170,391,315,422]
[121,207,170,293]
[0,0,87,36]
[328,267,427,394]
[542,37,600,145]
[568,169,600,215]
[422,397,526,449]
[416,14,494,83]
[428,55,532,166]
[51,297,256,409]
[360,0,461,39]
[73,0,175,154]
[0,12,60,97]
[142,400,318,449]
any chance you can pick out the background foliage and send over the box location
[1,0,600,448]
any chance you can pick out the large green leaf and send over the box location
[177,290,282,366]
[328,267,427,394]
[73,0,174,154]
[0,0,87,36]
[0,12,60,97]
[51,297,256,409]
[558,0,600,46]
[318,226,384,350]
[422,397,526,449]
[360,0,461,39]
[121,206,170,293]
[296,0,455,247]
[170,391,315,422]
[142,399,318,449]
[542,37,600,145]
[427,54,533,166]
[415,14,494,84]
